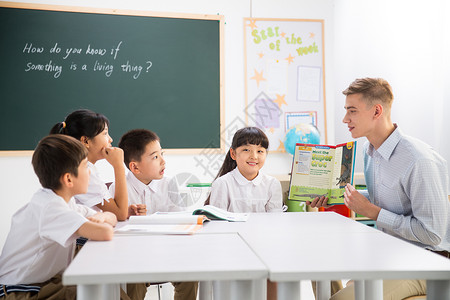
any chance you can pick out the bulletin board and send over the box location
[244,18,327,152]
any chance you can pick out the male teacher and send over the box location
[310,77,450,299]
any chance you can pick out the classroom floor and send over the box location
[144,280,316,299]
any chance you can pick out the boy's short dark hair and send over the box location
[119,129,160,169]
[32,134,88,190]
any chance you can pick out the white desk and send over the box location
[201,211,378,235]
[63,233,267,300]
[64,212,450,300]
[201,212,450,300]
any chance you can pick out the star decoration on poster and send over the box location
[273,94,287,108]
[250,69,266,87]
[247,19,257,30]
[277,140,286,152]
[285,53,295,64]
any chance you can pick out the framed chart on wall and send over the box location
[244,18,327,153]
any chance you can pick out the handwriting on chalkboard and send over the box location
[22,41,152,79]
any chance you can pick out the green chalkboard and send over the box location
[0,4,223,152]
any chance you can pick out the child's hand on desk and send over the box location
[88,212,117,226]
[306,195,331,208]
[128,204,147,216]
[88,213,107,223]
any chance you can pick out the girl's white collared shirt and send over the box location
[209,167,282,213]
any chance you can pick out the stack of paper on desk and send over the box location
[115,214,209,235]
[130,214,210,225]
[115,205,249,235]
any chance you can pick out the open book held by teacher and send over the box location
[288,141,357,205]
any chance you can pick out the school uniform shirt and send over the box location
[109,172,183,214]
[74,161,111,211]
[0,188,96,285]
[209,167,283,213]
[364,125,450,251]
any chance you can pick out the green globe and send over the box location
[284,123,320,155]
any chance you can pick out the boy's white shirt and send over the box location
[210,167,283,213]
[109,172,183,215]
[74,161,111,210]
[0,188,96,284]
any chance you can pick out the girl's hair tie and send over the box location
[59,121,66,133]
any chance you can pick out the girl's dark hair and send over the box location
[49,109,109,140]
[205,127,269,205]
[32,134,88,190]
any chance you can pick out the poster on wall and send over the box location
[244,18,327,153]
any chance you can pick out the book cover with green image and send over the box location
[288,141,357,205]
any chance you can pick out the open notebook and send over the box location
[115,205,249,235]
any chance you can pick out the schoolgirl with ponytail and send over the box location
[50,109,129,221]
[206,127,282,213]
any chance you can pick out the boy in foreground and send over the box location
[0,134,117,299]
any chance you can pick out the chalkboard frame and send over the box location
[0,1,225,156]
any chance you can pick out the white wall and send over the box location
[0,0,335,249]
[333,0,450,181]
[442,0,450,178]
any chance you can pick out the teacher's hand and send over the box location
[306,195,331,208]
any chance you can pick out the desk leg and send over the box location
[77,284,119,300]
[354,280,364,299]
[77,285,102,300]
[427,280,450,300]
[277,281,300,300]
[212,280,231,300]
[253,279,266,300]
[316,280,331,300]
[364,280,382,300]
[230,280,253,300]
[199,281,212,300]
